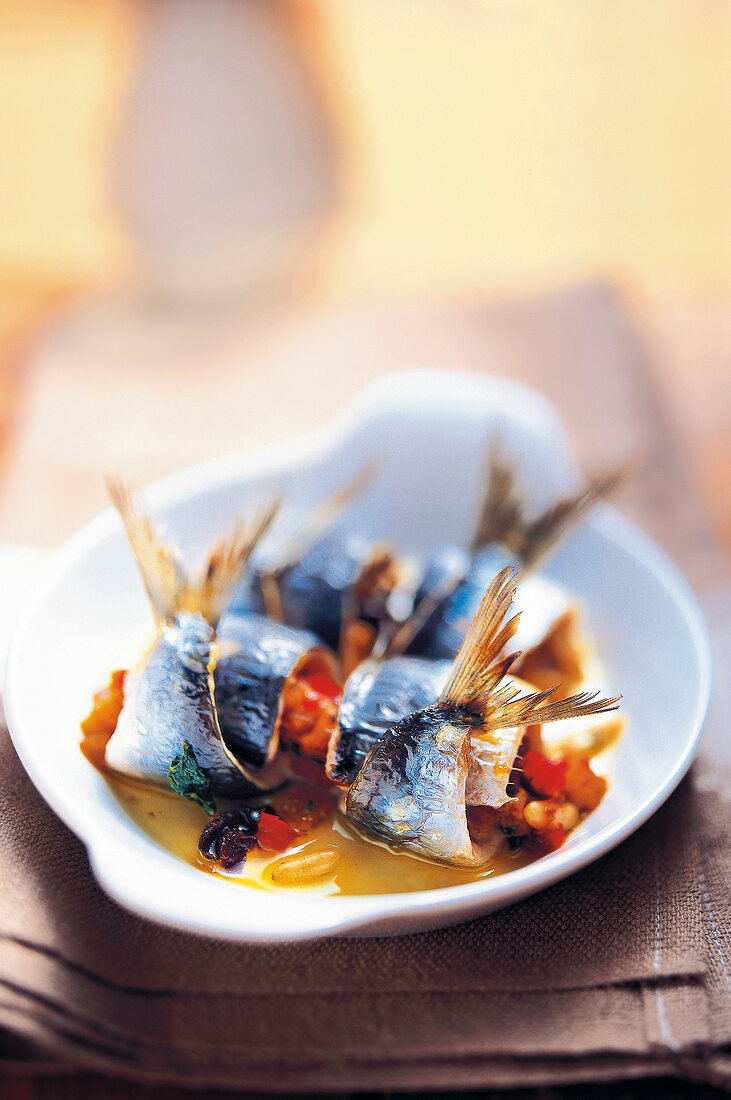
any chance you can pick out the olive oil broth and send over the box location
[108,774,535,897]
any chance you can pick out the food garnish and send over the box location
[168,742,216,816]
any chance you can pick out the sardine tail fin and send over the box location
[107,476,187,628]
[381,567,463,659]
[274,463,380,576]
[108,478,279,629]
[470,439,624,568]
[310,462,379,539]
[435,562,622,729]
[469,439,523,555]
[194,498,280,628]
[480,686,622,731]
[437,566,522,710]
[519,467,625,569]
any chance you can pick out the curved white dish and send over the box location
[5,371,711,941]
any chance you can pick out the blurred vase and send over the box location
[110,0,338,304]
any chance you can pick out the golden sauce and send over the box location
[108,774,533,897]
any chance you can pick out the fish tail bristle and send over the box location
[518,467,625,570]
[483,686,622,731]
[437,566,520,709]
[193,498,280,627]
[471,437,624,567]
[469,439,524,555]
[479,651,522,698]
[259,570,285,622]
[314,462,379,533]
[107,476,187,627]
[382,567,464,659]
[276,464,379,574]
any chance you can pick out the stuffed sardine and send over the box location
[346,568,620,867]
[104,482,277,799]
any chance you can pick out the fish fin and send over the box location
[478,686,622,731]
[271,463,379,576]
[518,467,625,570]
[380,567,464,659]
[107,477,187,628]
[189,499,279,628]
[437,566,522,710]
[108,478,279,629]
[436,563,622,726]
[307,462,379,542]
[259,570,285,622]
[469,439,524,556]
[470,439,624,567]
[339,544,399,667]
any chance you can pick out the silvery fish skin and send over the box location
[215,612,330,773]
[408,545,572,662]
[345,705,481,867]
[465,725,525,808]
[328,655,451,786]
[404,544,470,658]
[229,531,393,651]
[407,545,515,658]
[106,612,252,798]
[329,656,526,806]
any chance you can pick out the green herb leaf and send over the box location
[169,742,216,815]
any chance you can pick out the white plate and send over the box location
[4,370,712,941]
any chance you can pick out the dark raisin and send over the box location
[198,807,261,870]
[217,831,257,870]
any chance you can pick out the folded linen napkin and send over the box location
[0,587,728,1092]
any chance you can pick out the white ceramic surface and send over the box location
[4,371,712,941]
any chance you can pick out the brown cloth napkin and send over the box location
[0,285,729,1092]
[0,590,728,1093]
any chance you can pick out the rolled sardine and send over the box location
[215,612,338,777]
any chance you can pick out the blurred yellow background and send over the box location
[0,0,727,553]
[0,0,728,304]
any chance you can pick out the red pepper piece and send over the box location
[257,813,299,852]
[522,750,568,798]
[303,673,342,701]
[539,825,565,852]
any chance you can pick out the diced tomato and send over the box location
[280,671,341,758]
[80,731,112,771]
[256,813,299,852]
[563,755,607,812]
[522,750,567,798]
[81,670,127,736]
[541,825,566,852]
[302,672,342,701]
[537,825,565,853]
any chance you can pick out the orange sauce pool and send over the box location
[107,775,533,897]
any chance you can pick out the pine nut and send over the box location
[269,847,341,884]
